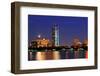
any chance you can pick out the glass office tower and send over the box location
[52,24,60,46]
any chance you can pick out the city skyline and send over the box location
[28,15,88,46]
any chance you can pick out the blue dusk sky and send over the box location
[28,15,88,46]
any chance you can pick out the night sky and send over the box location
[28,15,88,46]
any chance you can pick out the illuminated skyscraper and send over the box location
[52,24,59,46]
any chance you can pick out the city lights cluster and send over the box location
[28,25,88,60]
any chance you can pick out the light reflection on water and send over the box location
[36,52,46,60]
[28,49,88,61]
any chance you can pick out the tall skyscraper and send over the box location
[52,24,59,46]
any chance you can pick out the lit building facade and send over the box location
[36,38,51,47]
[30,35,52,48]
[52,24,60,46]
